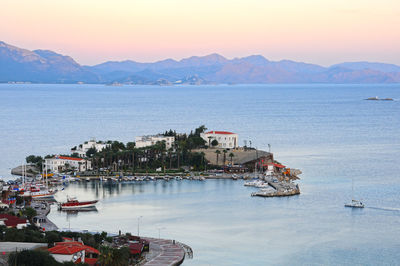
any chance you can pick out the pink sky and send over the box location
[1,0,399,66]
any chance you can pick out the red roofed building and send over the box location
[45,155,91,173]
[48,241,99,265]
[201,131,238,149]
[0,214,28,229]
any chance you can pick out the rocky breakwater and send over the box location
[251,182,300,197]
[247,169,301,198]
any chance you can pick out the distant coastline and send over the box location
[1,41,400,85]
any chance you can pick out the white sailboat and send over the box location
[345,178,364,208]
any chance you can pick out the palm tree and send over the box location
[215,150,221,165]
[229,152,234,165]
[200,152,206,170]
[208,136,212,147]
[98,245,113,266]
[223,150,227,166]
[168,148,173,169]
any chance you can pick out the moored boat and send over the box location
[59,196,98,210]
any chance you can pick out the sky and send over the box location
[1,0,399,66]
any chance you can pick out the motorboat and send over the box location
[59,196,98,210]
[345,199,364,208]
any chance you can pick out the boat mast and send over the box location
[45,162,48,188]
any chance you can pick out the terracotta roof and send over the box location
[205,131,235,135]
[48,244,85,255]
[0,214,28,227]
[49,241,99,255]
[265,163,286,168]
[129,242,144,255]
[57,156,84,161]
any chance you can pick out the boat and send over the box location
[30,190,56,199]
[345,178,364,208]
[345,199,364,208]
[59,196,98,210]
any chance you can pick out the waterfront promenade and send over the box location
[141,238,187,266]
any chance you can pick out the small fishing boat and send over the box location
[345,199,364,208]
[59,196,98,210]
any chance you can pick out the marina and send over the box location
[0,83,399,265]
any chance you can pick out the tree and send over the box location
[25,155,43,170]
[45,231,62,247]
[223,150,227,165]
[98,246,129,266]
[215,150,221,165]
[126,142,136,150]
[23,207,37,222]
[229,152,234,165]
[8,250,58,266]
[111,247,130,266]
[86,147,97,158]
[194,125,207,136]
[211,139,218,147]
[98,245,114,266]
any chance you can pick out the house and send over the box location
[0,214,28,229]
[44,156,91,173]
[200,131,238,149]
[112,234,149,258]
[71,139,110,158]
[135,135,175,149]
[48,241,99,265]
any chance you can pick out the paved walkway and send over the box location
[32,200,58,231]
[142,238,185,266]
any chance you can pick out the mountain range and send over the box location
[1,41,400,84]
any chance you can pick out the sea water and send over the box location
[0,83,399,265]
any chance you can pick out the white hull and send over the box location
[59,202,97,210]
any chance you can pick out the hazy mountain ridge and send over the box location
[1,41,399,84]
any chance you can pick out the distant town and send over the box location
[0,126,300,265]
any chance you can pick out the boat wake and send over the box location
[367,206,400,212]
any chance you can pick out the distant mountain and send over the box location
[0,41,99,83]
[332,62,400,73]
[1,40,399,84]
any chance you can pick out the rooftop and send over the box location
[52,156,84,161]
[205,131,235,135]
[0,214,28,227]
[48,241,99,255]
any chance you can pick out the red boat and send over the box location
[59,196,98,210]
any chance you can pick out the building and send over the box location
[135,135,175,149]
[0,214,28,229]
[200,131,238,149]
[71,139,109,158]
[48,241,99,265]
[45,156,91,173]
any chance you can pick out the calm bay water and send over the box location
[0,83,400,265]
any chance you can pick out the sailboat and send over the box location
[345,178,364,208]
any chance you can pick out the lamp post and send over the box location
[158,227,166,239]
[137,216,143,237]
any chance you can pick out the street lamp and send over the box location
[137,216,143,237]
[158,227,166,239]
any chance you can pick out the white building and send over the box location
[71,139,109,158]
[135,135,175,149]
[200,131,238,149]
[45,156,91,173]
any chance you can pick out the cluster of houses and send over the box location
[44,130,240,173]
[0,217,149,265]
